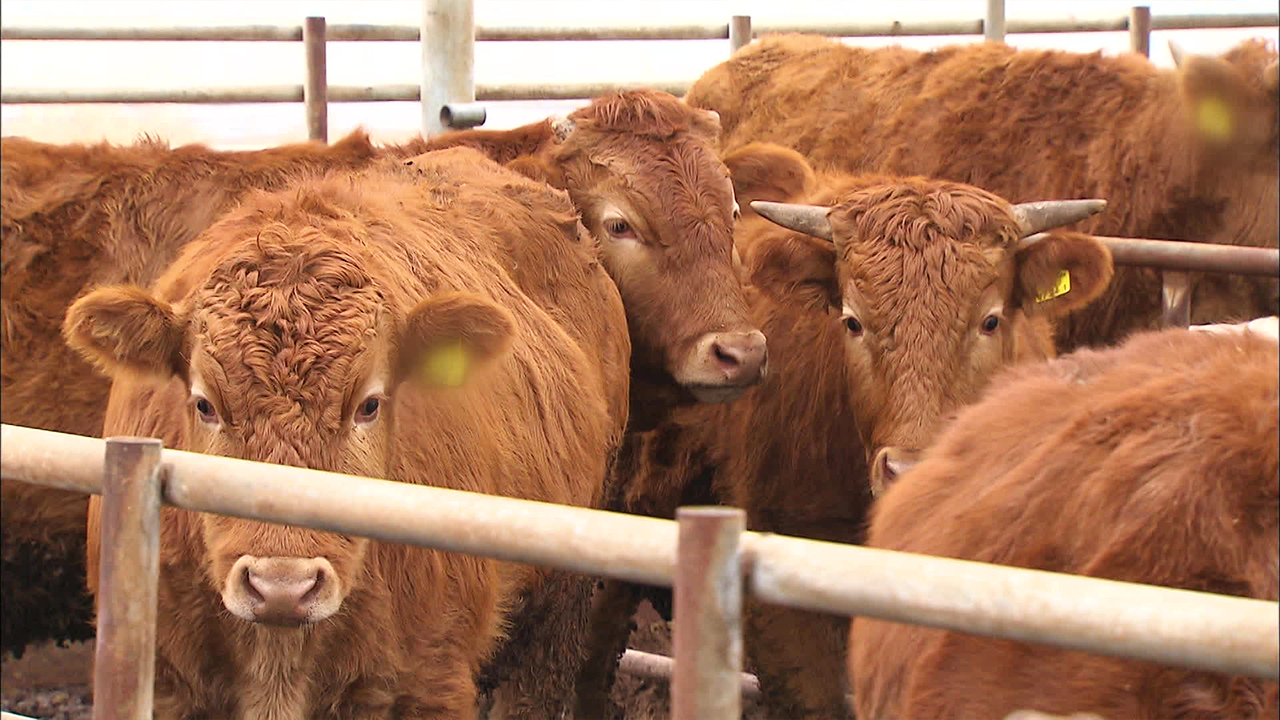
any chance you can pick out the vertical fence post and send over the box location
[672,506,745,720]
[303,16,328,142]
[985,0,1006,42]
[1129,6,1152,56]
[92,437,163,720]
[729,15,752,54]
[421,0,475,137]
[1162,270,1192,327]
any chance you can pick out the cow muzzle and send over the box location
[221,556,342,626]
[870,446,922,497]
[679,329,769,402]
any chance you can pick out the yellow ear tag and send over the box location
[1035,270,1072,304]
[1195,96,1234,142]
[420,340,470,388]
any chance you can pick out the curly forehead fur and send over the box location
[195,225,383,445]
[567,89,721,140]
[823,173,1021,251]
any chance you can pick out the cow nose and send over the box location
[222,556,340,626]
[871,447,922,496]
[707,330,769,384]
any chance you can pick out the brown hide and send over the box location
[410,89,767,421]
[68,149,629,718]
[850,324,1280,720]
[0,130,385,658]
[685,35,1280,350]
[602,146,1113,719]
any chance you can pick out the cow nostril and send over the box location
[300,567,325,604]
[712,342,742,368]
[242,566,264,603]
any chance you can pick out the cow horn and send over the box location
[550,115,576,142]
[1010,199,1107,238]
[1168,40,1188,69]
[750,201,834,241]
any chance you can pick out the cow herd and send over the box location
[1,32,1276,720]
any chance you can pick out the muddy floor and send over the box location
[1,601,765,720]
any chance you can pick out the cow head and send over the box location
[746,170,1112,495]
[65,210,515,626]
[543,91,767,407]
[1171,39,1280,320]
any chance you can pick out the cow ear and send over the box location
[745,233,840,311]
[398,292,516,389]
[1178,52,1274,150]
[724,143,817,220]
[1013,231,1113,316]
[63,286,188,380]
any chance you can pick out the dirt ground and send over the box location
[1,601,764,720]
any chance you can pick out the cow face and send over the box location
[66,234,514,627]
[748,180,1112,496]
[547,92,767,404]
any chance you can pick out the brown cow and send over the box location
[406,89,767,426]
[64,147,630,719]
[1,131,383,658]
[685,35,1280,350]
[583,144,1115,718]
[849,320,1279,720]
[2,89,765,661]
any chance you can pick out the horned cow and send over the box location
[64,148,631,719]
[685,34,1280,350]
[584,143,1115,719]
[850,320,1279,720]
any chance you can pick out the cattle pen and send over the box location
[2,423,1278,719]
[3,3,1280,719]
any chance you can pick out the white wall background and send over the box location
[1,1,1276,149]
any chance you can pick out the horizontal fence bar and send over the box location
[1100,236,1280,276]
[0,80,691,104]
[620,649,760,699]
[2,424,1276,679]
[746,534,1278,679]
[1,13,1275,42]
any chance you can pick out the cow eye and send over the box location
[354,395,382,425]
[981,315,1001,334]
[192,396,219,425]
[604,218,634,239]
[844,316,863,335]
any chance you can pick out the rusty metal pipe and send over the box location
[2,425,1276,680]
[744,533,1279,680]
[303,16,327,142]
[92,437,163,720]
[619,649,760,699]
[1100,236,1279,276]
[673,507,745,720]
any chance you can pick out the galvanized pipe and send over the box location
[1129,6,1152,56]
[744,533,1279,680]
[421,0,475,137]
[729,15,752,54]
[2,425,1276,679]
[440,102,486,129]
[92,437,163,720]
[672,507,745,720]
[619,649,760,700]
[303,16,327,142]
[985,0,1006,41]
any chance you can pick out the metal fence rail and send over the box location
[3,424,1275,719]
[2,12,1276,42]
